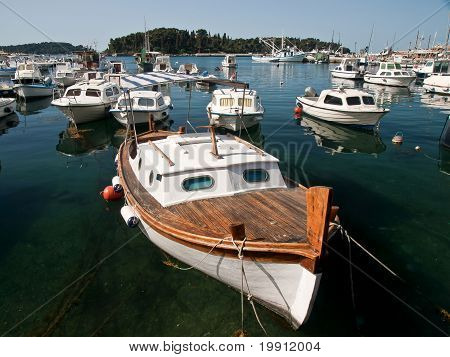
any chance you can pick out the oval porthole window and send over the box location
[182,176,214,191]
[243,169,269,183]
[149,170,154,185]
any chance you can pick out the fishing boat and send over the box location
[423,74,450,95]
[252,37,305,63]
[51,79,121,124]
[364,62,416,87]
[296,87,389,127]
[330,58,365,79]
[207,88,264,131]
[222,54,237,68]
[54,62,78,87]
[154,56,174,73]
[0,97,16,118]
[110,90,172,125]
[177,63,199,75]
[116,125,339,329]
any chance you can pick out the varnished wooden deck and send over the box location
[120,135,308,245]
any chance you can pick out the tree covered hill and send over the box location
[107,28,347,54]
[0,42,87,55]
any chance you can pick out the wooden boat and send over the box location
[116,126,339,328]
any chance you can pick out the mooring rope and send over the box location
[231,235,268,336]
[330,222,401,279]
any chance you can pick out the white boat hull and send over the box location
[0,99,16,118]
[208,112,263,131]
[53,103,111,124]
[111,109,169,125]
[14,84,55,98]
[296,98,387,126]
[364,75,415,87]
[139,220,321,328]
[330,70,363,79]
[55,76,77,87]
[423,84,450,95]
[277,54,305,62]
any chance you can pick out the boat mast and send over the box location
[367,24,374,54]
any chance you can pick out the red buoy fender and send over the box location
[101,185,124,201]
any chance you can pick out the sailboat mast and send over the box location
[368,24,374,54]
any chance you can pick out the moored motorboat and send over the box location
[0,97,16,118]
[14,80,56,98]
[296,87,389,127]
[51,79,121,124]
[54,62,78,87]
[423,74,450,95]
[364,61,416,87]
[207,88,264,131]
[222,54,237,68]
[154,56,174,73]
[177,63,199,75]
[110,90,172,125]
[116,127,339,328]
[330,58,365,79]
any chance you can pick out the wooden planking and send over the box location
[169,188,309,244]
[306,187,333,255]
[118,137,323,260]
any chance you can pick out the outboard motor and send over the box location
[304,87,317,97]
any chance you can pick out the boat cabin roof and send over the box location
[139,132,278,176]
[64,79,119,94]
[318,88,374,100]
[212,88,257,97]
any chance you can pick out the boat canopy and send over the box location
[117,72,198,90]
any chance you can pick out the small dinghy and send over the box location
[0,98,16,118]
[110,90,172,126]
[116,126,339,328]
[296,87,389,127]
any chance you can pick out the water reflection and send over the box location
[362,82,413,105]
[330,77,363,89]
[16,97,53,115]
[216,122,264,148]
[0,113,19,136]
[420,93,450,113]
[56,119,121,156]
[299,115,386,155]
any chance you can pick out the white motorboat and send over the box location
[221,54,237,68]
[177,63,199,75]
[252,37,305,63]
[0,61,16,77]
[78,71,105,82]
[330,58,365,79]
[364,62,416,87]
[14,82,56,98]
[12,62,43,84]
[153,56,174,73]
[0,97,16,118]
[116,127,339,329]
[110,90,172,125]
[423,74,450,95]
[414,59,449,79]
[207,88,264,131]
[54,62,78,87]
[296,87,389,127]
[51,79,121,124]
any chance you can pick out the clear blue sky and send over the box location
[0,0,448,52]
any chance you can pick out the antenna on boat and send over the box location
[197,125,222,159]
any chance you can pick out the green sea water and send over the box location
[0,56,448,337]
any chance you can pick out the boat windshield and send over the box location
[346,97,361,106]
[66,89,81,96]
[324,95,343,106]
[86,89,101,97]
[362,96,375,105]
[137,98,155,107]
